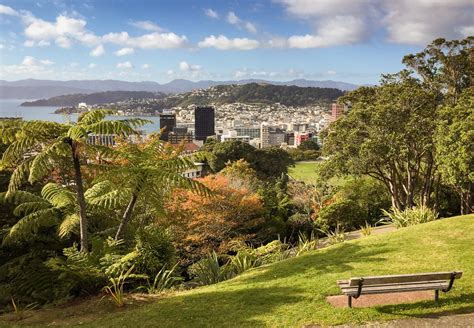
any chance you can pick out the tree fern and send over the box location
[0,110,149,251]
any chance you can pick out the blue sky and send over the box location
[0,0,472,84]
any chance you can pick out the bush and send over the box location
[188,252,234,285]
[381,206,438,228]
[133,226,176,276]
[316,199,366,231]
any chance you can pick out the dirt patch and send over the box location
[326,291,435,308]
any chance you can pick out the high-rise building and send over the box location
[195,106,215,141]
[159,113,176,141]
[260,123,286,148]
[331,103,346,121]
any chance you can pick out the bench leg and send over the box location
[435,290,439,302]
[348,296,352,308]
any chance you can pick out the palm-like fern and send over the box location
[91,135,212,240]
[0,110,149,251]
[0,183,78,244]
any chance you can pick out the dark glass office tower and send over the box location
[194,106,215,141]
[159,113,176,141]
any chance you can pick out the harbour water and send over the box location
[0,99,161,134]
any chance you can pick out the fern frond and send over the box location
[67,125,88,141]
[86,119,149,136]
[78,109,114,125]
[13,201,51,217]
[41,183,76,209]
[4,208,58,244]
[58,213,80,238]
[7,158,33,196]
[28,141,70,184]
[1,136,39,165]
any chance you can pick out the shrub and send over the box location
[188,252,234,285]
[102,266,135,307]
[146,264,182,294]
[381,206,438,228]
[133,226,176,276]
[294,232,319,256]
[317,199,366,231]
[230,251,261,274]
[360,222,373,236]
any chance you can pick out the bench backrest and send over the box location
[349,271,462,286]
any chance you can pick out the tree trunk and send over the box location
[115,193,138,240]
[71,143,88,252]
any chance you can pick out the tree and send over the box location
[163,174,264,264]
[298,140,320,151]
[322,72,439,210]
[436,88,474,214]
[0,110,148,251]
[253,147,294,179]
[205,140,256,173]
[90,135,211,240]
[403,37,473,105]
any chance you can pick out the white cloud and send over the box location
[129,20,163,32]
[1,56,54,78]
[326,70,337,75]
[383,0,474,44]
[0,4,19,16]
[21,56,54,66]
[103,31,187,49]
[278,0,474,47]
[90,44,105,57]
[226,11,257,34]
[198,35,259,50]
[69,62,79,68]
[166,69,174,76]
[141,63,150,69]
[55,36,72,48]
[288,16,367,48]
[179,61,201,72]
[24,39,50,47]
[205,8,219,19]
[117,61,133,69]
[114,47,135,56]
[88,63,96,68]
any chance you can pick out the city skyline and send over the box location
[0,0,473,84]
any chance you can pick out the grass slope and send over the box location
[4,215,474,327]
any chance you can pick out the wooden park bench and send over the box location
[337,271,462,308]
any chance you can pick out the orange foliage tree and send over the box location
[163,173,264,264]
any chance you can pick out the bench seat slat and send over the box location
[339,280,447,289]
[348,271,462,286]
[341,283,449,296]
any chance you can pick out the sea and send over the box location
[0,99,161,134]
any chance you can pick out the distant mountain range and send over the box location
[0,78,359,99]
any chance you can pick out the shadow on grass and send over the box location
[87,286,306,328]
[234,242,394,285]
[375,292,474,319]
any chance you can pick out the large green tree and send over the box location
[0,110,148,251]
[436,88,474,214]
[323,72,439,210]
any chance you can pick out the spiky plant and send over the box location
[89,135,212,240]
[0,110,149,251]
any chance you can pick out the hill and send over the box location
[0,78,359,99]
[20,91,166,107]
[4,215,473,327]
[168,83,345,107]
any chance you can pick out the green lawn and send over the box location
[3,215,474,327]
[288,161,319,183]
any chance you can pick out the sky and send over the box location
[0,0,473,85]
